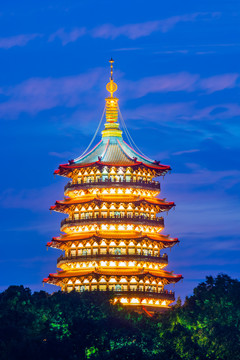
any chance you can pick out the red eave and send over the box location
[49,234,179,243]
[44,270,183,282]
[52,198,175,208]
[55,160,171,174]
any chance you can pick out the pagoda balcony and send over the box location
[64,179,160,193]
[68,288,175,301]
[60,214,164,229]
[112,289,175,301]
[57,253,168,266]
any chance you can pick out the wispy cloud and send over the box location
[126,102,240,122]
[200,73,239,93]
[122,72,240,98]
[92,12,220,39]
[173,149,200,156]
[0,33,42,49]
[0,68,104,118]
[47,12,220,46]
[0,70,239,120]
[49,27,86,45]
[123,73,199,97]
[0,12,220,51]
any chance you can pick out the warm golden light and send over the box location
[44,59,182,314]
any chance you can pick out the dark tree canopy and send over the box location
[0,274,240,360]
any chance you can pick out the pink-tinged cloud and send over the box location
[92,21,160,40]
[0,68,104,118]
[123,73,199,98]
[0,33,41,49]
[122,72,239,98]
[92,12,220,39]
[1,69,239,119]
[173,149,200,156]
[126,102,240,122]
[200,73,239,93]
[49,27,86,45]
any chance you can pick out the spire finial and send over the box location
[106,58,117,97]
[109,58,114,80]
[102,59,122,138]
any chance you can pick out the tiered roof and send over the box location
[55,133,170,176]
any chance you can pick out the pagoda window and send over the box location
[148,250,152,256]
[133,176,136,182]
[101,211,107,218]
[114,211,120,217]
[74,213,79,220]
[71,249,76,256]
[137,248,141,255]
[82,249,90,256]
[125,175,131,182]
[130,285,137,291]
[67,286,73,293]
[91,284,97,291]
[93,248,98,255]
[120,247,126,255]
[128,247,135,255]
[80,285,85,292]
[115,284,122,291]
[75,285,80,292]
[146,286,153,292]
[94,212,99,218]
[154,250,158,256]
[100,248,107,254]
[109,211,114,218]
[115,248,121,255]
[99,285,107,291]
[81,213,85,219]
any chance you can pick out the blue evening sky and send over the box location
[0,0,240,299]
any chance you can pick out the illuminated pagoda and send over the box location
[44,60,182,312]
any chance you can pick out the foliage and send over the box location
[0,274,240,359]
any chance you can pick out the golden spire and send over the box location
[106,58,118,98]
[102,59,122,138]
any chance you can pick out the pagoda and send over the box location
[44,60,182,312]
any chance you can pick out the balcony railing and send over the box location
[60,215,164,228]
[64,179,160,192]
[68,288,175,301]
[57,253,168,264]
[112,289,175,301]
